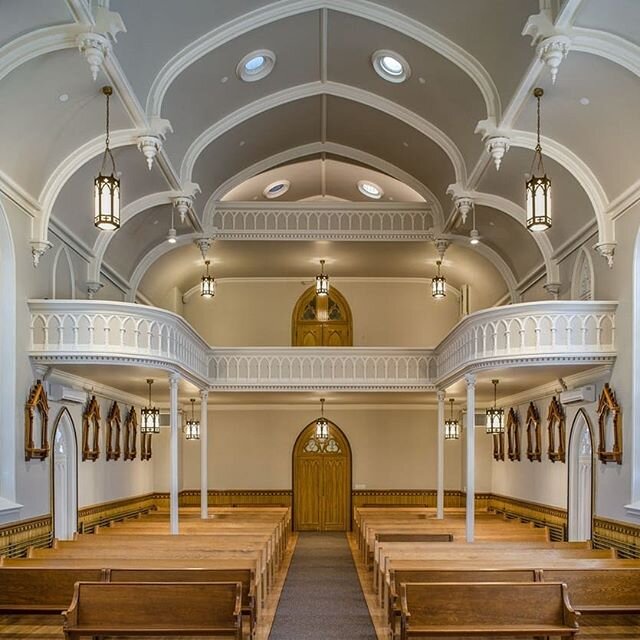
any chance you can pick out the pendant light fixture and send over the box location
[525,88,552,232]
[485,379,504,434]
[201,259,216,298]
[184,398,200,440]
[140,379,160,434]
[94,86,120,231]
[469,203,480,245]
[167,205,177,244]
[444,398,460,440]
[316,259,329,296]
[315,398,329,440]
[431,260,446,299]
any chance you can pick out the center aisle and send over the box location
[269,533,377,639]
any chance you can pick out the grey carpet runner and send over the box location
[269,533,377,639]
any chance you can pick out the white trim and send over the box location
[607,177,640,222]
[51,407,78,541]
[0,169,40,218]
[180,81,467,186]
[567,409,594,542]
[632,229,640,504]
[52,245,77,300]
[572,27,640,79]
[372,49,411,83]
[236,49,275,82]
[146,0,500,123]
[552,219,598,264]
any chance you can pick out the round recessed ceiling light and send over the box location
[372,49,410,83]
[237,49,276,82]
[58,93,69,102]
[580,97,590,105]
[358,180,383,199]
[263,179,290,199]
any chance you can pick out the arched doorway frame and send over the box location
[291,285,353,346]
[567,409,595,541]
[50,407,79,540]
[292,419,352,531]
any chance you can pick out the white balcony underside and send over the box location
[29,300,617,392]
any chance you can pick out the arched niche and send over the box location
[291,285,353,347]
[50,407,78,541]
[52,245,76,300]
[567,409,595,542]
[292,419,352,531]
[571,247,594,301]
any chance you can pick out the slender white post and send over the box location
[200,389,209,519]
[169,372,180,535]
[465,373,476,542]
[436,390,445,519]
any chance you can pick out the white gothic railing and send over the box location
[435,301,617,386]
[29,300,617,390]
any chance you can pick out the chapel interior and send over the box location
[1,0,640,638]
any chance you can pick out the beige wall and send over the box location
[183,280,461,347]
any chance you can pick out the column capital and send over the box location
[436,390,446,402]
[168,371,180,386]
[464,373,477,387]
[199,389,209,401]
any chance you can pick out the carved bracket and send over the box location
[106,401,121,461]
[526,402,542,462]
[547,396,566,463]
[82,395,101,462]
[597,383,622,464]
[507,408,521,462]
[123,407,138,461]
[25,380,50,461]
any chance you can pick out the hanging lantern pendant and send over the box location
[316,398,329,439]
[201,259,216,298]
[526,88,551,232]
[316,259,329,296]
[485,379,504,434]
[444,398,460,440]
[184,398,200,440]
[94,86,121,231]
[432,260,446,299]
[140,378,160,434]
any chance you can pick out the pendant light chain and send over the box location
[100,86,116,175]
[530,89,546,178]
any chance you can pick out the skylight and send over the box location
[237,50,275,82]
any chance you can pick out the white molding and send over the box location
[180,81,468,187]
[607,177,640,222]
[571,27,640,79]
[49,217,95,264]
[206,403,440,411]
[52,245,77,300]
[0,169,40,218]
[146,0,500,124]
[571,246,595,301]
[552,219,598,264]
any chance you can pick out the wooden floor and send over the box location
[347,532,640,639]
[0,533,298,640]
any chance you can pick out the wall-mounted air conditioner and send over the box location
[49,384,87,404]
[559,385,596,405]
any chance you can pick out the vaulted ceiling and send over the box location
[1,0,638,306]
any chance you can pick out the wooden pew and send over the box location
[107,567,256,637]
[62,581,243,639]
[400,581,579,638]
[540,568,640,614]
[0,567,106,614]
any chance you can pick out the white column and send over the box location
[465,373,476,542]
[436,390,445,519]
[169,372,180,535]
[200,389,209,520]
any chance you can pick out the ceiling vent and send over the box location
[559,385,596,405]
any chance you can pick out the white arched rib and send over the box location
[181,81,467,187]
[146,0,500,123]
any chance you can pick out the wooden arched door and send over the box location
[292,286,353,346]
[293,421,351,531]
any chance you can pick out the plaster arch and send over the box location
[52,245,76,300]
[50,407,78,540]
[567,408,595,541]
[146,0,500,123]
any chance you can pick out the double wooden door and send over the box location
[293,423,351,531]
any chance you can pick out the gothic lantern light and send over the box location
[485,379,504,434]
[315,398,329,440]
[525,88,552,232]
[140,379,160,434]
[431,260,446,299]
[201,259,216,298]
[184,398,200,440]
[444,398,460,440]
[316,259,329,296]
[94,86,120,230]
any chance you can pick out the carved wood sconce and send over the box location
[507,408,521,461]
[493,431,505,461]
[123,406,137,461]
[82,395,101,462]
[140,433,152,461]
[547,396,566,463]
[597,383,622,464]
[25,380,50,461]
[526,402,542,462]
[106,401,121,461]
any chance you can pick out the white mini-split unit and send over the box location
[559,385,596,405]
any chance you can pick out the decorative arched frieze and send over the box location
[597,383,622,464]
[547,396,566,463]
[24,380,49,461]
[506,408,520,461]
[82,395,101,462]
[105,401,121,461]
[180,81,468,188]
[146,0,500,124]
[526,402,542,462]
[571,247,594,301]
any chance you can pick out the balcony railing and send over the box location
[29,300,617,391]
